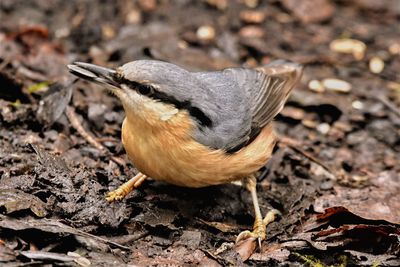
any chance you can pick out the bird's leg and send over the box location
[106,172,147,202]
[236,175,280,248]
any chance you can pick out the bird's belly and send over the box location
[121,118,275,188]
[122,122,231,187]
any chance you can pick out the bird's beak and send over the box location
[67,62,120,89]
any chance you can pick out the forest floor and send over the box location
[0,0,399,266]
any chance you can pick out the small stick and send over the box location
[74,228,131,250]
[376,95,400,118]
[65,106,126,166]
[65,106,107,153]
[0,59,10,71]
[277,136,336,177]
[110,156,126,166]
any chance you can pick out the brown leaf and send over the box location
[234,238,256,261]
[36,80,74,126]
[8,26,49,49]
[344,250,400,267]
[198,218,238,233]
[0,189,47,217]
[20,251,76,262]
[178,230,202,249]
[281,0,335,24]
[250,243,291,262]
[135,207,178,230]
[292,207,400,261]
[314,171,400,224]
[0,244,16,262]
[31,144,70,172]
[0,215,129,250]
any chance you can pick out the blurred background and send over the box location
[0,1,399,266]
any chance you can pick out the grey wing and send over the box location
[191,71,253,152]
[190,60,301,152]
[224,60,302,129]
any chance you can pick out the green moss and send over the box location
[293,253,349,267]
[27,81,49,94]
[293,252,324,267]
[11,99,21,108]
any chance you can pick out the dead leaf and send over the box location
[0,189,47,217]
[250,243,291,262]
[20,251,76,262]
[135,207,178,230]
[314,171,400,224]
[31,144,70,172]
[178,230,202,249]
[234,238,256,261]
[198,218,238,233]
[281,0,335,24]
[0,215,129,250]
[344,250,400,267]
[287,207,400,263]
[36,80,74,126]
[0,244,16,262]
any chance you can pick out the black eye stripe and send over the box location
[188,106,212,127]
[151,90,212,127]
[137,84,154,95]
[117,77,212,128]
[118,79,153,96]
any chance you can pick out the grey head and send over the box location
[68,59,302,152]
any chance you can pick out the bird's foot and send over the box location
[106,187,129,202]
[106,173,147,202]
[236,209,281,248]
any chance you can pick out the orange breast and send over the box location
[121,112,276,188]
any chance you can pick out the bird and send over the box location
[67,59,302,247]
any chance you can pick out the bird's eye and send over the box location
[137,84,154,96]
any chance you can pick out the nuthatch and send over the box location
[68,59,302,246]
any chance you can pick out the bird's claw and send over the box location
[235,209,281,249]
[105,188,128,202]
[105,173,147,202]
[235,219,266,247]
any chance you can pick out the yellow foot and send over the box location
[106,187,128,202]
[106,173,147,202]
[236,209,281,248]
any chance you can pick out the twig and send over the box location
[0,59,10,71]
[74,228,131,250]
[110,156,126,166]
[65,106,107,153]
[65,106,127,166]
[376,95,400,118]
[277,136,336,178]
[95,137,120,143]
